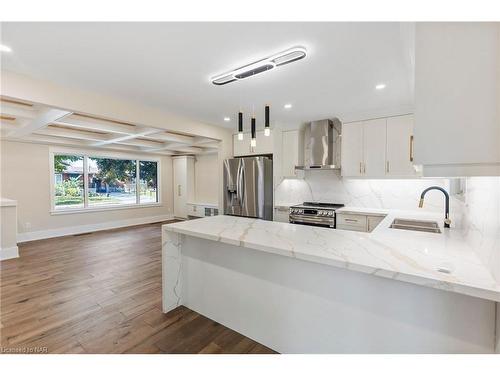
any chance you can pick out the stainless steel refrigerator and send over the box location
[223,157,273,221]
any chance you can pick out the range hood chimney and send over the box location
[295,118,342,170]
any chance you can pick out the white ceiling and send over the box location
[0,22,415,131]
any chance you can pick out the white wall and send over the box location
[194,153,219,204]
[0,199,18,260]
[462,177,500,281]
[0,140,173,240]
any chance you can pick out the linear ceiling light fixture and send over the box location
[211,46,307,85]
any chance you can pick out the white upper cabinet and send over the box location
[386,115,416,176]
[363,118,387,177]
[233,130,274,157]
[341,115,417,178]
[281,129,304,178]
[341,121,364,177]
[415,23,500,176]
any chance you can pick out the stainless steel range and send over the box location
[289,202,345,228]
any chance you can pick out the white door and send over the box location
[341,122,364,177]
[386,115,416,176]
[173,157,187,218]
[363,118,387,177]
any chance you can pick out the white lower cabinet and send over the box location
[341,114,417,178]
[274,206,290,223]
[336,213,368,232]
[337,212,386,233]
[367,215,385,232]
[186,203,219,218]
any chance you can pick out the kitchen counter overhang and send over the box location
[161,213,500,353]
[162,212,500,302]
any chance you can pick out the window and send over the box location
[53,155,84,210]
[52,153,159,212]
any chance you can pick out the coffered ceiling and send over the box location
[0,97,219,155]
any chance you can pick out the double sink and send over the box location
[390,218,441,234]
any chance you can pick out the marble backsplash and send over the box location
[462,177,500,281]
[275,172,500,282]
[275,171,465,226]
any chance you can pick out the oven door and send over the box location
[289,213,336,228]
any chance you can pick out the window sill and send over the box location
[50,203,163,215]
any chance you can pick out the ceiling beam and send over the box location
[18,134,158,154]
[34,127,110,142]
[148,132,194,144]
[119,138,167,148]
[53,115,136,135]
[8,109,72,138]
[92,127,162,147]
[165,145,205,154]
[192,136,219,145]
[139,141,205,153]
[0,105,39,120]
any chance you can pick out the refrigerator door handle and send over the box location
[237,160,245,211]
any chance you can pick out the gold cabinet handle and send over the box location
[178,184,181,196]
[345,218,358,223]
[409,135,414,162]
[359,162,362,174]
[386,161,390,173]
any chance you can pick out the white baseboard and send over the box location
[0,246,19,261]
[17,214,174,243]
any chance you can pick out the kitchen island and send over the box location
[162,212,500,353]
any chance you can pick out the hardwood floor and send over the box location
[0,222,276,354]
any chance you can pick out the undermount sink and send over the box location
[390,218,441,234]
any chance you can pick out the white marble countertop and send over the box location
[162,210,500,302]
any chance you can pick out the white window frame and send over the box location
[49,147,162,214]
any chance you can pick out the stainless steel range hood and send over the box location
[295,118,342,170]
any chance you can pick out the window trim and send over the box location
[49,147,162,214]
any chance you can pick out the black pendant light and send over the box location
[251,117,256,148]
[238,112,243,140]
[264,105,270,136]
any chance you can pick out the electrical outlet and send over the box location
[25,222,31,230]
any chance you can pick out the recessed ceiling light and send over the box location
[375,83,386,90]
[224,117,231,122]
[284,104,293,109]
[0,44,12,53]
[211,46,307,86]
